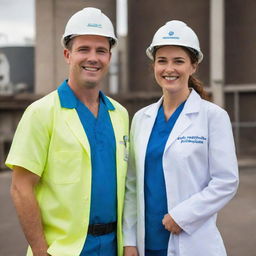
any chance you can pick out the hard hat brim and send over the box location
[146,44,203,63]
[61,33,117,48]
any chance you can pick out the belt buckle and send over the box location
[92,224,105,236]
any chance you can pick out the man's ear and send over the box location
[64,49,70,64]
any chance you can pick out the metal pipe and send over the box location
[210,0,225,107]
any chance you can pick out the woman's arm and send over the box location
[169,109,239,235]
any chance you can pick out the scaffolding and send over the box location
[225,84,256,155]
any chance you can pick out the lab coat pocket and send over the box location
[47,150,82,184]
[178,218,226,256]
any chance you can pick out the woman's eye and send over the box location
[175,59,185,64]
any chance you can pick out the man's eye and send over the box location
[97,49,108,54]
[78,48,88,52]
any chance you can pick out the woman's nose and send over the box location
[165,63,175,72]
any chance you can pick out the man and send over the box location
[6,7,129,256]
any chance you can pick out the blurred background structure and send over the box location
[1,0,256,164]
[0,0,256,255]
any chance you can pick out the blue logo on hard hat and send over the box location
[163,31,179,40]
[87,23,102,28]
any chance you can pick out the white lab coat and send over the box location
[123,89,239,256]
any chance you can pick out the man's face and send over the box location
[64,35,111,89]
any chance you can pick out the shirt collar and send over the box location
[57,80,115,110]
[99,91,115,111]
[57,80,78,108]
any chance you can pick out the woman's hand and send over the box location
[124,246,139,256]
[162,214,182,235]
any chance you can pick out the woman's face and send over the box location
[154,45,197,95]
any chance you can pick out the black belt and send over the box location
[88,222,116,236]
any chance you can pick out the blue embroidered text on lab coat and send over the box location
[177,136,207,144]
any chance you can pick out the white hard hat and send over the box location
[146,20,203,63]
[61,7,117,48]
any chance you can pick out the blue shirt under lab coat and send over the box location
[144,102,185,255]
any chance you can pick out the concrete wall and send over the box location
[225,0,256,156]
[225,0,256,85]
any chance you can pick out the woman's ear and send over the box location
[191,62,198,75]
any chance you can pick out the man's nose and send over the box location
[87,51,98,63]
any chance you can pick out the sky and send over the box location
[0,0,35,45]
[0,0,127,46]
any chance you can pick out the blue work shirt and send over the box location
[58,81,117,256]
[144,102,185,254]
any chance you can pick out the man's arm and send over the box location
[11,166,50,256]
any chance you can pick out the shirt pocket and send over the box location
[45,150,83,184]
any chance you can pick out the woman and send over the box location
[123,20,239,256]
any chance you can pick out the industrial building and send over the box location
[0,0,256,170]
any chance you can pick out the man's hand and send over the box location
[124,246,139,256]
[162,214,182,235]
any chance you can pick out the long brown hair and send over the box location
[182,46,209,100]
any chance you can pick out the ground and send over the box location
[0,167,255,256]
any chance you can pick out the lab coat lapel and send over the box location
[64,109,91,156]
[164,111,192,150]
[164,89,201,151]
[138,97,163,171]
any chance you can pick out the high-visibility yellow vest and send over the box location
[6,90,129,256]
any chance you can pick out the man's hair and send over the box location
[64,36,114,51]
